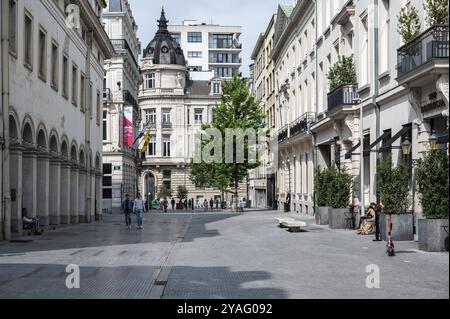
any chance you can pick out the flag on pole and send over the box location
[139,129,151,153]
[133,120,150,146]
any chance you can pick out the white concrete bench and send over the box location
[281,220,307,232]
[274,217,295,227]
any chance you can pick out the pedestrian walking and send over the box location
[215,199,219,210]
[184,199,188,210]
[133,192,146,230]
[121,194,133,230]
[171,198,176,210]
[163,197,168,213]
[203,199,209,212]
[210,198,214,211]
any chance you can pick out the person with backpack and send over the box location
[121,194,134,230]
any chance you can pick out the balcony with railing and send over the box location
[162,122,173,129]
[397,25,449,85]
[289,112,317,138]
[278,126,288,143]
[327,84,359,113]
[110,39,139,69]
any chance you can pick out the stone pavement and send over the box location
[0,210,448,299]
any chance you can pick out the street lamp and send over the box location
[401,137,412,157]
[429,130,438,150]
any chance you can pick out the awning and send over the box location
[379,124,412,153]
[363,130,392,156]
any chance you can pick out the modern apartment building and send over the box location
[102,0,141,213]
[0,0,114,240]
[168,20,242,81]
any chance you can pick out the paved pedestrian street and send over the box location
[0,211,448,299]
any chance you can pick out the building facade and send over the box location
[168,20,242,81]
[102,0,141,213]
[255,0,448,229]
[248,14,278,210]
[273,2,317,216]
[139,10,246,207]
[0,0,114,240]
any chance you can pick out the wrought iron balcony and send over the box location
[123,90,138,108]
[397,25,449,77]
[327,84,358,112]
[162,122,172,129]
[289,112,317,138]
[278,127,288,143]
[110,39,139,69]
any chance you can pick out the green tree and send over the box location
[424,0,449,27]
[415,149,449,219]
[377,155,411,214]
[327,56,357,92]
[157,185,172,199]
[189,76,266,210]
[397,5,421,43]
[177,185,188,200]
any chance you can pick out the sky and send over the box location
[128,0,283,77]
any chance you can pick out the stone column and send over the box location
[36,152,50,226]
[22,149,37,219]
[9,146,23,233]
[78,168,87,223]
[90,170,96,221]
[49,156,61,225]
[70,164,79,224]
[60,161,71,224]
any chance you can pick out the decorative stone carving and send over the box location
[437,74,449,108]
[333,114,355,143]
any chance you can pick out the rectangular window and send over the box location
[102,111,107,140]
[360,14,369,86]
[9,0,17,55]
[72,64,78,106]
[62,55,69,98]
[214,67,233,78]
[163,136,171,157]
[194,109,203,125]
[89,82,93,118]
[188,51,202,58]
[97,91,101,125]
[102,188,112,199]
[188,32,202,43]
[210,34,233,49]
[103,176,112,187]
[145,109,156,124]
[38,27,47,81]
[162,110,171,124]
[80,74,86,112]
[188,66,202,72]
[379,0,390,74]
[145,73,155,89]
[147,135,156,156]
[51,41,59,90]
[103,163,112,174]
[213,83,220,94]
[24,12,33,70]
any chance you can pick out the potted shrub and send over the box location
[377,155,414,241]
[327,55,357,92]
[397,5,421,73]
[424,0,449,59]
[327,164,353,229]
[314,166,331,225]
[415,149,449,252]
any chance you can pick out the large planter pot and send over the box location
[380,213,414,241]
[418,219,449,252]
[328,208,348,229]
[315,207,330,225]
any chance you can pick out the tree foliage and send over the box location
[424,0,449,27]
[397,5,421,43]
[377,155,411,214]
[326,55,357,92]
[415,149,449,219]
[157,185,172,199]
[189,76,267,208]
[177,185,189,200]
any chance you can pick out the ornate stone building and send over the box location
[138,10,246,207]
[0,0,114,240]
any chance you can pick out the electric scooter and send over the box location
[386,213,395,256]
